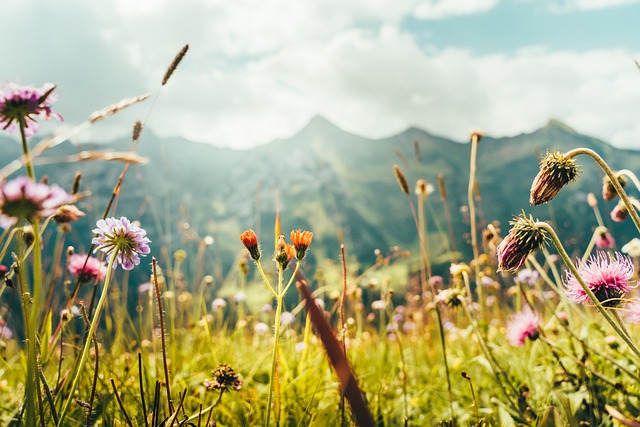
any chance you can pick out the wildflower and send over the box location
[0,176,74,226]
[91,217,151,270]
[529,151,580,206]
[602,174,626,201]
[625,300,640,324]
[0,324,13,340]
[233,292,246,304]
[211,298,227,312]
[594,227,615,249]
[53,204,85,224]
[497,213,548,273]
[516,269,539,286]
[254,322,270,335]
[261,303,273,313]
[204,363,242,392]
[506,308,540,346]
[450,263,471,278]
[274,235,295,270]
[138,282,153,294]
[290,229,313,260]
[0,265,7,279]
[240,229,260,261]
[610,198,640,223]
[280,311,295,325]
[415,179,434,197]
[68,254,107,283]
[371,300,386,310]
[622,238,640,258]
[0,82,62,136]
[436,288,464,308]
[564,251,634,307]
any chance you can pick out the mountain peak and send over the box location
[544,118,576,134]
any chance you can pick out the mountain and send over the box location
[1,117,638,286]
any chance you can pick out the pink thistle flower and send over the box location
[0,82,62,136]
[91,217,151,271]
[564,251,634,307]
[68,254,107,283]
[0,324,13,340]
[506,308,540,346]
[0,176,74,227]
[594,227,615,249]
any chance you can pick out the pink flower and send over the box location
[91,217,151,270]
[0,82,62,136]
[0,176,74,227]
[594,228,615,249]
[68,254,107,283]
[564,251,634,307]
[625,300,640,324]
[506,308,540,346]
[0,324,13,340]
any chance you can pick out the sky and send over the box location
[3,0,640,150]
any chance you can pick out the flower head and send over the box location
[0,82,62,136]
[415,179,434,198]
[506,308,540,346]
[529,151,580,206]
[68,254,107,283]
[53,204,85,224]
[625,300,640,324]
[515,269,539,286]
[497,213,548,272]
[211,298,227,312]
[0,324,13,340]
[622,238,640,258]
[564,251,634,307]
[594,227,615,249]
[602,174,626,202]
[274,235,295,270]
[204,363,243,392]
[0,176,74,226]
[91,217,151,270]
[290,229,313,260]
[436,288,464,308]
[239,229,260,261]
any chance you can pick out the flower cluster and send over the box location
[0,176,74,228]
[91,217,151,270]
[564,251,633,307]
[0,82,62,136]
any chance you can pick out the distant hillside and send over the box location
[1,117,638,286]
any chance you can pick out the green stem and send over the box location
[467,136,484,316]
[434,304,455,425]
[256,261,277,297]
[565,148,640,234]
[57,252,117,426]
[265,267,284,427]
[19,117,35,181]
[535,222,640,360]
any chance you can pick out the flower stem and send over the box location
[265,267,283,427]
[467,135,484,316]
[565,148,640,233]
[535,221,640,360]
[19,117,35,181]
[57,252,118,427]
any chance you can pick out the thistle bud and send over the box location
[497,213,548,272]
[530,151,580,206]
[602,174,627,201]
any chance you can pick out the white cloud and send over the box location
[549,0,640,12]
[3,1,640,151]
[414,0,500,19]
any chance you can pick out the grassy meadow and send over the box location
[3,47,640,427]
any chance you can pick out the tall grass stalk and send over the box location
[467,132,484,316]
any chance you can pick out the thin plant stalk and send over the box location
[152,257,174,414]
[617,169,640,192]
[438,174,458,263]
[265,266,284,427]
[57,252,118,426]
[565,148,640,233]
[467,133,484,316]
[535,221,640,360]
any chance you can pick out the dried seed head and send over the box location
[71,172,82,195]
[497,213,548,272]
[204,363,243,392]
[88,94,150,123]
[602,174,627,202]
[393,164,410,195]
[438,173,447,200]
[162,44,189,86]
[530,151,580,206]
[132,120,144,142]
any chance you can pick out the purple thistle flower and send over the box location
[0,82,62,136]
[506,308,540,346]
[497,213,548,272]
[0,176,74,227]
[91,217,151,271]
[564,251,634,307]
